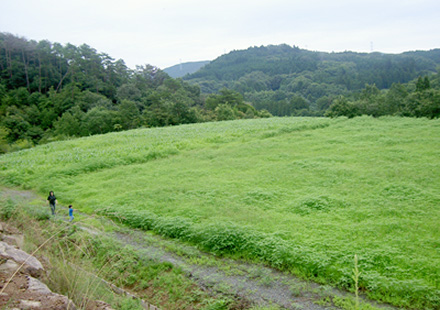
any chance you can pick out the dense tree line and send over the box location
[184,44,440,116]
[0,33,270,153]
[2,34,438,154]
[326,74,440,119]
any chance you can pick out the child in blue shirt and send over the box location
[68,205,74,222]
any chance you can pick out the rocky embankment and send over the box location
[0,221,112,310]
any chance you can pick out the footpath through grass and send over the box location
[1,116,440,309]
[0,188,243,310]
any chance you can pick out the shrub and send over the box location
[291,196,348,215]
[0,198,18,220]
[25,205,51,221]
[153,216,192,239]
[192,222,252,254]
[97,207,157,230]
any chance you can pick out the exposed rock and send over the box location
[19,299,42,309]
[2,234,24,248]
[0,258,19,274]
[0,241,43,277]
[0,222,21,235]
[44,294,77,310]
[85,299,115,310]
[0,225,157,310]
[0,263,78,310]
[0,213,149,310]
[0,232,78,310]
[26,275,52,294]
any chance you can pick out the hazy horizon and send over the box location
[2,0,439,69]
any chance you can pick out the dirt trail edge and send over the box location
[2,188,396,310]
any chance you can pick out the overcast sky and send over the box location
[1,0,439,69]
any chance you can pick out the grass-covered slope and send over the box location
[1,117,440,309]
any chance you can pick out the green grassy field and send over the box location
[1,116,439,309]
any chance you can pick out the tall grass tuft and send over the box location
[352,254,361,310]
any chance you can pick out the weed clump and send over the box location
[285,195,348,215]
[0,198,17,220]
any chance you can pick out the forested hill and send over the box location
[184,44,440,115]
[163,60,210,78]
[0,33,268,153]
[1,33,439,153]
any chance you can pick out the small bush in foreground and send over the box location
[0,198,18,220]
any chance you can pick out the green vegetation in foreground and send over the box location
[1,116,440,309]
[0,190,232,310]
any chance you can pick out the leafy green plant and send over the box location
[201,298,230,310]
[0,198,17,220]
[118,298,144,310]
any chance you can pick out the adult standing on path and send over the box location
[47,191,57,215]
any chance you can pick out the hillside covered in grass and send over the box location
[1,116,440,309]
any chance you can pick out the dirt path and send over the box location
[1,187,395,310]
[113,230,329,309]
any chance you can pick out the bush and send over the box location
[192,222,253,254]
[292,196,348,215]
[9,139,34,152]
[27,206,51,221]
[0,198,18,220]
[153,216,192,239]
[97,207,157,230]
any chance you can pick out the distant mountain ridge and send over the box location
[184,45,440,92]
[163,60,210,78]
[181,44,440,115]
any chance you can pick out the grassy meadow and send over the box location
[1,116,440,309]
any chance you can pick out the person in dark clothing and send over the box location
[47,191,57,215]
